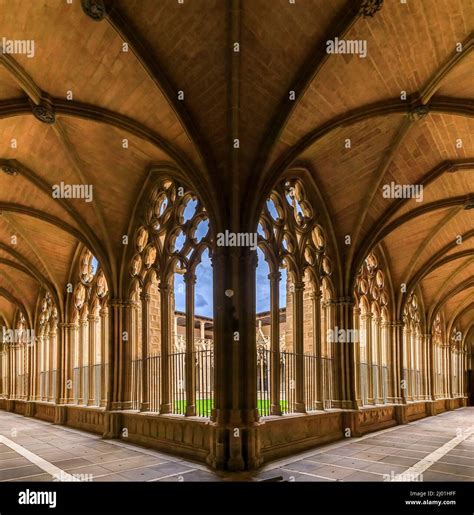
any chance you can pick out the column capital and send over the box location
[108,298,130,308]
[158,283,171,294]
[183,271,196,284]
[140,291,151,302]
[392,320,405,328]
[58,322,75,329]
[267,271,281,281]
[292,281,305,292]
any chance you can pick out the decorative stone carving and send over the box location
[81,0,107,21]
[0,163,18,176]
[31,99,55,124]
[359,0,384,18]
[409,104,429,121]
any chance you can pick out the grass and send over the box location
[173,399,288,416]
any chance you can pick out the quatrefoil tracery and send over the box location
[73,248,108,312]
[131,179,211,285]
[356,252,389,316]
[258,178,332,282]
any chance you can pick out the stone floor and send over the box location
[0,408,472,482]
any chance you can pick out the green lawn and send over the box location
[173,399,288,416]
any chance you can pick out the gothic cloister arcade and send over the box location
[0,0,472,475]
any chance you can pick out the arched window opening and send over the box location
[70,249,109,407]
[0,317,8,398]
[403,293,423,401]
[450,327,462,398]
[256,177,334,417]
[432,313,443,399]
[129,180,213,417]
[355,251,390,405]
[37,294,58,402]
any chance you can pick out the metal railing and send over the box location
[304,354,318,411]
[257,351,336,416]
[280,351,296,415]
[93,364,101,406]
[131,350,214,417]
[382,365,388,402]
[73,367,80,403]
[147,354,161,412]
[170,352,186,414]
[131,358,142,410]
[257,347,271,416]
[360,362,368,405]
[40,371,47,400]
[195,348,213,417]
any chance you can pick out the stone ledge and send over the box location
[0,398,469,470]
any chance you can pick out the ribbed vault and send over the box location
[0,0,472,351]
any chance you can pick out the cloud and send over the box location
[195,293,208,308]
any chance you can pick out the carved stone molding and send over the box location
[81,0,107,21]
[31,98,55,124]
[409,104,430,122]
[359,0,384,18]
[0,163,18,176]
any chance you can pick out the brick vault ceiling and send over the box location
[0,0,472,338]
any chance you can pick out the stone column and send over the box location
[352,306,362,408]
[447,344,453,398]
[184,272,197,417]
[380,321,390,402]
[443,344,448,397]
[335,297,358,409]
[311,291,323,410]
[422,334,431,400]
[374,316,383,403]
[361,313,373,404]
[393,321,406,403]
[206,246,259,471]
[87,315,98,405]
[99,307,108,407]
[292,281,306,413]
[159,284,172,414]
[429,337,436,400]
[269,271,282,416]
[404,323,412,401]
[140,292,151,412]
[57,323,69,404]
[108,299,129,411]
[70,323,79,403]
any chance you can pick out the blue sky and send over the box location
[174,248,213,317]
[174,247,287,318]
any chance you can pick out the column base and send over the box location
[294,402,306,413]
[160,403,172,414]
[185,405,196,417]
[270,404,282,416]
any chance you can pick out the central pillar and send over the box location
[336,297,358,409]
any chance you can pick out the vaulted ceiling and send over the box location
[0,0,472,345]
